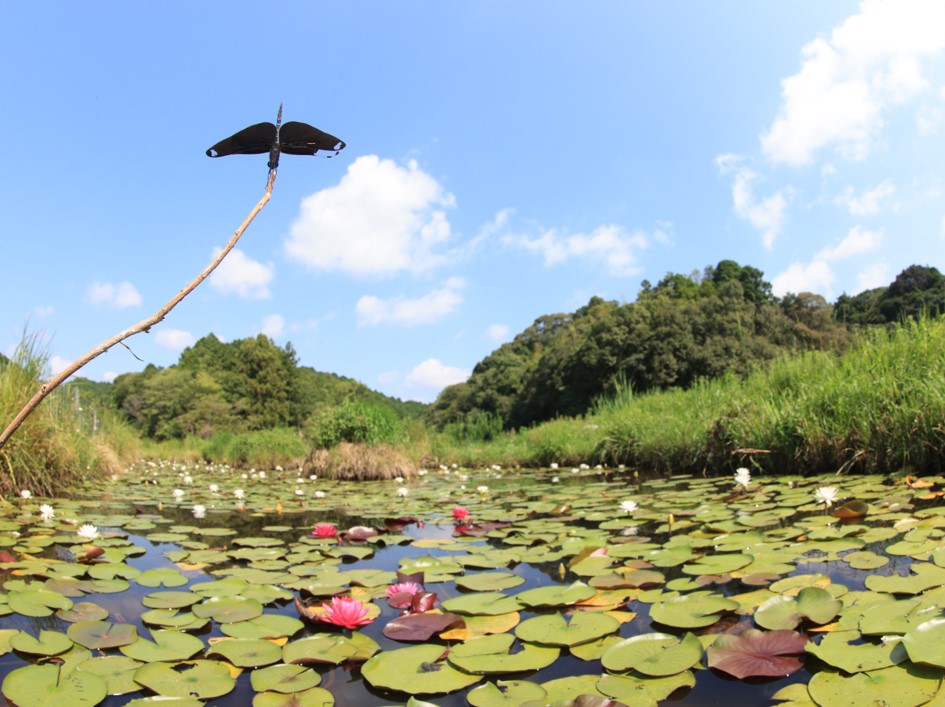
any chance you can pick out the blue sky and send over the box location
[2,1,943,403]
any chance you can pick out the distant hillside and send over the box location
[102,334,425,440]
[428,261,944,431]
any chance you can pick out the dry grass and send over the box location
[305,443,417,481]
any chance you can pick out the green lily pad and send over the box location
[755,587,842,630]
[56,601,109,623]
[221,614,304,640]
[598,670,696,703]
[1,663,107,707]
[514,581,597,609]
[7,586,73,617]
[283,633,379,665]
[252,688,336,707]
[206,637,283,667]
[455,572,525,592]
[808,665,941,707]
[903,618,945,668]
[601,632,703,676]
[866,562,945,595]
[442,592,523,616]
[467,679,548,706]
[74,656,143,695]
[135,568,189,588]
[681,553,753,576]
[192,595,264,623]
[120,629,205,662]
[9,630,73,656]
[142,591,203,610]
[66,620,137,649]
[133,660,236,699]
[807,630,907,673]
[361,644,480,695]
[649,591,739,629]
[250,663,321,693]
[514,611,620,647]
[447,634,559,674]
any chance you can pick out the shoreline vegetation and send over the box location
[2,314,942,496]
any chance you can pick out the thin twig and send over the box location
[0,169,278,450]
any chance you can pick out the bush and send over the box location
[306,400,402,449]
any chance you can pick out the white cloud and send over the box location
[815,226,884,261]
[855,263,891,291]
[405,358,469,392]
[286,155,456,275]
[102,371,118,382]
[772,261,835,297]
[356,278,465,326]
[835,179,897,215]
[486,324,510,342]
[49,355,71,377]
[208,248,273,299]
[716,155,788,249]
[261,314,284,337]
[507,224,649,276]
[155,328,195,351]
[87,281,142,308]
[762,0,945,165]
[34,305,54,318]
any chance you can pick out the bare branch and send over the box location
[0,170,278,450]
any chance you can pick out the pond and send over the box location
[1,462,944,706]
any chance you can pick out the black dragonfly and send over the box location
[206,104,345,170]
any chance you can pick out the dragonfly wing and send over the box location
[279,121,346,155]
[206,122,277,157]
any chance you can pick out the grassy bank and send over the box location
[0,334,117,496]
[422,317,945,476]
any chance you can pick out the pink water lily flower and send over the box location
[452,506,469,521]
[310,523,338,538]
[316,596,373,629]
[386,581,423,599]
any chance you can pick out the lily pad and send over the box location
[807,665,941,706]
[807,630,907,673]
[515,611,620,647]
[706,629,808,679]
[2,664,106,706]
[250,663,321,694]
[192,595,264,623]
[601,632,703,676]
[442,592,523,616]
[649,591,739,629]
[361,644,480,695]
[9,630,73,656]
[383,611,466,641]
[447,634,559,674]
[74,656,143,695]
[133,660,236,699]
[467,679,548,706]
[755,587,842,630]
[66,620,138,650]
[206,637,283,667]
[120,629,205,662]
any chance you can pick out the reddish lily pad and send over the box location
[707,629,808,679]
[383,611,466,641]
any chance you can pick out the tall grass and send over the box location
[0,333,107,496]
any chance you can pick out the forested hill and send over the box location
[427,261,945,431]
[107,334,425,440]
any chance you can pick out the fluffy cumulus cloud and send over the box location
[506,224,652,276]
[816,226,884,261]
[155,328,195,351]
[261,314,284,337]
[715,154,789,249]
[87,281,142,308]
[49,355,71,377]
[286,156,456,275]
[856,263,891,291]
[405,358,469,394]
[835,179,897,216]
[772,261,836,297]
[762,0,945,165]
[208,248,273,299]
[355,277,465,326]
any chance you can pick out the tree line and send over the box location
[427,261,944,431]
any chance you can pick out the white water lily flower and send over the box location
[477,485,489,494]
[39,504,55,521]
[295,488,304,496]
[209,484,219,493]
[77,524,99,541]
[552,476,560,484]
[314,490,326,499]
[183,475,193,485]
[172,488,184,501]
[397,487,409,497]
[814,486,839,507]
[192,504,206,519]
[394,477,404,484]
[233,489,244,500]
[734,468,751,489]
[19,490,31,499]
[620,500,638,514]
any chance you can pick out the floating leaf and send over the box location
[447,634,559,674]
[467,679,548,706]
[66,621,137,649]
[120,629,204,662]
[601,632,703,676]
[442,592,522,616]
[807,665,941,706]
[649,591,739,629]
[515,611,620,647]
[74,655,143,695]
[133,660,236,699]
[515,581,597,609]
[192,595,264,624]
[206,637,282,667]
[707,629,808,679]
[755,587,842,630]
[383,611,465,641]
[361,644,480,695]
[806,630,907,673]
[9,630,73,656]
[1,663,107,707]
